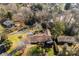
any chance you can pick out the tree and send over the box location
[31,4,43,11]
[0,33,7,44]
[25,16,36,27]
[0,8,7,18]
[27,44,54,56]
[65,13,79,36]
[27,45,43,56]
[41,22,47,29]
[64,3,71,10]
[6,12,12,19]
[0,33,12,54]
[35,10,49,23]
[0,39,12,54]
[50,21,65,39]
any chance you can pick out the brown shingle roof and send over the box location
[24,29,52,44]
[29,33,51,43]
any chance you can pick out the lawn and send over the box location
[0,25,4,34]
[7,32,27,53]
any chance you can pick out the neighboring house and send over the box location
[0,18,14,28]
[70,3,79,10]
[57,36,76,44]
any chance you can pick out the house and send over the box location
[25,29,52,44]
[0,18,14,28]
[57,36,76,44]
[30,29,52,44]
[29,33,51,43]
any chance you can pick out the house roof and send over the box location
[57,36,76,43]
[0,18,14,28]
[24,29,52,43]
[29,33,52,43]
